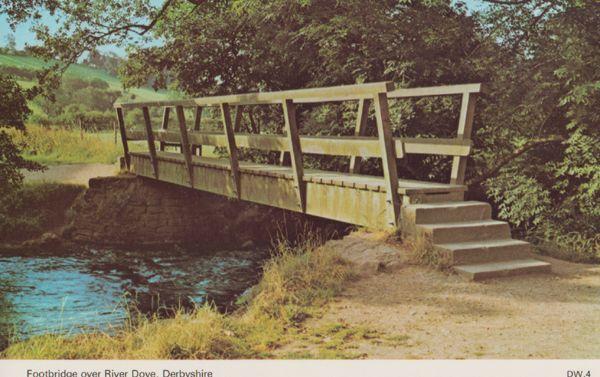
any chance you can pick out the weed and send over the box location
[403,232,451,270]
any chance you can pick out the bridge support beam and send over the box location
[142,106,159,179]
[159,107,170,152]
[282,99,306,212]
[450,93,476,185]
[192,106,203,156]
[175,106,194,187]
[349,98,371,174]
[220,103,242,199]
[115,107,130,170]
[374,93,401,227]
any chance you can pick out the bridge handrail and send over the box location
[113,82,485,108]
[114,82,395,108]
[114,81,484,227]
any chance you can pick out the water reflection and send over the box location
[0,246,268,348]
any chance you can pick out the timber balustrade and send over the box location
[114,82,485,229]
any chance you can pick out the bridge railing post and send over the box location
[373,92,402,228]
[192,106,202,156]
[450,92,476,185]
[115,107,130,171]
[220,103,242,199]
[175,106,194,187]
[159,107,170,152]
[142,106,159,179]
[349,98,371,174]
[282,98,306,212]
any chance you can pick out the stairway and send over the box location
[401,201,551,281]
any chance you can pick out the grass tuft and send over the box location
[402,232,451,270]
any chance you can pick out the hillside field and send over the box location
[0,53,177,102]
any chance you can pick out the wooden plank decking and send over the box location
[131,151,466,195]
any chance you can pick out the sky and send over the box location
[0,0,487,58]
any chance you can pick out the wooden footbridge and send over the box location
[114,82,550,280]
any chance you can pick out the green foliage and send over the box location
[0,182,85,243]
[0,73,42,196]
[32,76,121,130]
[1,0,598,260]
[472,0,600,247]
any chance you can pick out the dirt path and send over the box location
[279,235,600,359]
[22,163,119,186]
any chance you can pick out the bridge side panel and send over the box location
[129,154,390,229]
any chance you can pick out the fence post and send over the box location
[115,107,130,170]
[142,106,159,179]
[450,93,476,185]
[349,98,371,174]
[282,99,306,212]
[176,105,194,187]
[220,103,241,199]
[373,92,401,228]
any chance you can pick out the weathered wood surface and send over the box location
[450,93,477,185]
[349,98,370,174]
[129,152,466,229]
[115,82,395,108]
[220,103,241,198]
[115,107,129,170]
[142,106,159,179]
[175,106,194,186]
[116,82,483,229]
[373,92,401,227]
[128,131,472,157]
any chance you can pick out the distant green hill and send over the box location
[0,53,178,102]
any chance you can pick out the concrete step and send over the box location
[436,239,532,265]
[453,259,551,281]
[402,201,491,225]
[417,220,511,244]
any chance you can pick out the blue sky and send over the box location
[0,0,487,57]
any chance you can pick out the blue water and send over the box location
[0,246,268,348]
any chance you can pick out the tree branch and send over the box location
[482,0,535,4]
[467,136,565,188]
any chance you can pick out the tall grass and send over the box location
[5,124,143,164]
[2,234,355,359]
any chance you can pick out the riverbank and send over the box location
[5,231,598,359]
[2,234,356,359]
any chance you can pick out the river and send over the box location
[0,245,268,350]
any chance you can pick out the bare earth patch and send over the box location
[277,233,600,359]
[23,163,118,186]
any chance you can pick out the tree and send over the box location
[0,74,42,196]
[3,32,16,52]
[0,0,597,256]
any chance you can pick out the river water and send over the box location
[0,246,268,349]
